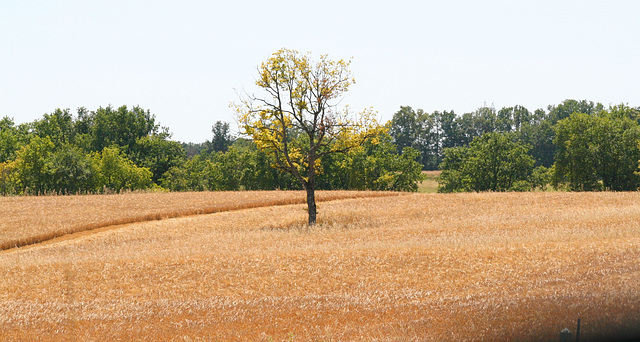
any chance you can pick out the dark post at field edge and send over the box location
[559,318,581,342]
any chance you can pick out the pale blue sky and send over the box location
[2,0,639,142]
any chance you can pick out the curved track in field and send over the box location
[1,192,402,254]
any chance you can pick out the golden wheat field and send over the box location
[0,190,396,250]
[1,191,639,341]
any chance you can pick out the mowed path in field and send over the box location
[0,190,398,251]
[1,192,640,341]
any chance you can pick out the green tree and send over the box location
[548,99,603,124]
[553,113,603,190]
[472,106,498,136]
[518,119,555,167]
[438,132,534,192]
[32,108,76,146]
[529,165,551,190]
[50,144,99,194]
[608,103,640,122]
[237,144,299,190]
[388,106,440,170]
[93,147,152,192]
[496,107,514,132]
[388,106,425,153]
[181,141,209,158]
[379,147,423,192]
[456,112,477,146]
[0,161,20,195]
[236,48,382,225]
[14,136,56,194]
[88,105,164,153]
[553,111,640,191]
[131,135,186,183]
[205,148,245,191]
[439,110,461,149]
[497,105,531,132]
[73,107,95,151]
[161,154,210,192]
[0,117,20,163]
[319,131,423,191]
[436,146,468,192]
[209,121,234,153]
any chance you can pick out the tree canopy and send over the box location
[0,79,637,196]
[385,100,640,192]
[438,133,534,192]
[0,99,422,196]
[553,110,640,191]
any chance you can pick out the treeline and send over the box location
[387,99,640,192]
[0,105,423,195]
[3,99,638,195]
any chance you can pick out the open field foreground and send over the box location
[1,192,640,341]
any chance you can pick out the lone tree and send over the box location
[236,48,381,225]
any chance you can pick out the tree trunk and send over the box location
[306,150,317,226]
[306,186,316,225]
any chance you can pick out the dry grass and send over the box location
[0,190,398,251]
[1,192,639,341]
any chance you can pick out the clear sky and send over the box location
[2,0,639,143]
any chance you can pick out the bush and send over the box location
[509,180,532,192]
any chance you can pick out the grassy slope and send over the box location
[1,192,639,341]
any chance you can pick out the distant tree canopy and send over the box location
[84,105,166,153]
[384,99,640,192]
[553,108,640,191]
[387,100,623,172]
[0,105,172,195]
[0,103,423,195]
[1,98,638,196]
